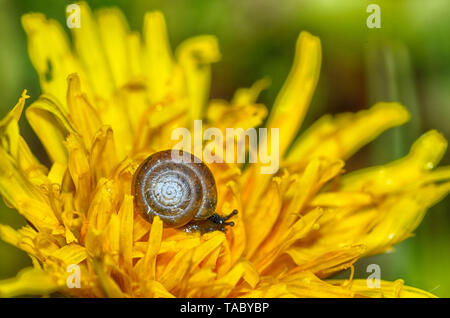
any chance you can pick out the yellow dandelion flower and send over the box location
[1,2,449,298]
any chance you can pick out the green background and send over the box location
[0,0,449,296]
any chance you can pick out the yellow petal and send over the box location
[127,32,143,79]
[244,178,281,259]
[133,235,202,259]
[83,227,102,258]
[310,192,373,207]
[48,162,67,185]
[139,216,163,281]
[90,125,118,182]
[231,77,271,105]
[221,181,246,267]
[82,179,118,235]
[361,181,450,255]
[176,35,221,122]
[0,91,48,184]
[205,101,268,136]
[18,136,49,185]
[26,95,77,164]
[215,260,259,297]
[251,159,343,268]
[121,84,149,133]
[133,213,151,242]
[51,244,87,265]
[266,31,321,157]
[341,130,447,195]
[241,283,296,298]
[255,208,323,273]
[142,280,175,298]
[287,102,410,164]
[328,279,437,298]
[60,208,82,244]
[69,2,114,97]
[21,14,85,110]
[0,267,59,298]
[118,195,134,270]
[0,224,41,258]
[0,146,61,230]
[280,271,355,298]
[91,258,125,297]
[185,268,217,297]
[158,246,194,292]
[0,225,37,257]
[67,73,102,147]
[65,134,91,213]
[97,8,130,88]
[143,11,174,102]
[191,232,226,268]
[0,224,21,247]
[0,90,28,157]
[286,245,366,278]
[103,213,120,261]
[97,97,133,159]
[295,183,450,262]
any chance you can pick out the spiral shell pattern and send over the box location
[132,150,218,228]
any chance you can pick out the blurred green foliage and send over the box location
[0,0,449,296]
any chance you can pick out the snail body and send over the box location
[132,150,237,233]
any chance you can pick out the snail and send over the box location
[132,149,238,233]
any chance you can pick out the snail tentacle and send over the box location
[183,210,239,234]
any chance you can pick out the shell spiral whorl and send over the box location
[132,150,218,228]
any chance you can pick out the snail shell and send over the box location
[132,150,217,228]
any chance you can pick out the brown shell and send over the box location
[132,150,217,228]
